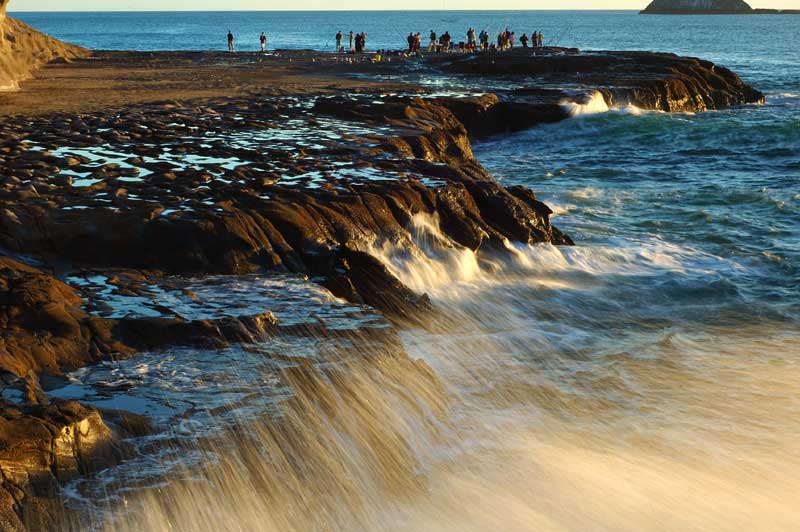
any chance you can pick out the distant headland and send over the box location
[640,0,800,14]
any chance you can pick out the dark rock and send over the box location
[430,51,764,112]
[641,0,753,14]
[0,398,129,531]
[337,246,432,326]
[0,255,282,379]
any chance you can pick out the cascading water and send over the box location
[60,210,800,531]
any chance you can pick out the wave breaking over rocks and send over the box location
[0,29,767,530]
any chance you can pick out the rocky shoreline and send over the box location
[0,40,764,530]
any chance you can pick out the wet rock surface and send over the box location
[424,49,764,113]
[0,397,145,531]
[0,46,766,529]
[0,256,283,379]
[0,84,576,528]
[0,252,393,528]
[0,93,571,320]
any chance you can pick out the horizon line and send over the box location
[10,8,643,13]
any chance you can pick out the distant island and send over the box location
[640,0,800,14]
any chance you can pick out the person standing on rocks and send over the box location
[429,29,437,52]
[355,32,366,53]
[260,32,267,52]
[520,33,529,48]
[349,31,354,52]
[467,28,476,50]
[227,30,235,52]
[336,31,343,52]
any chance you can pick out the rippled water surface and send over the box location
[13,10,799,531]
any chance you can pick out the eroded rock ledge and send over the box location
[0,95,572,322]
[0,254,285,529]
[0,398,150,531]
[422,50,764,115]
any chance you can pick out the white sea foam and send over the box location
[615,104,646,115]
[547,202,572,217]
[563,186,604,201]
[366,212,746,303]
[561,90,654,118]
[561,90,610,117]
[75,209,800,532]
[369,213,483,293]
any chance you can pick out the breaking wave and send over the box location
[61,212,800,531]
[561,90,610,117]
[49,29,800,527]
[560,91,649,118]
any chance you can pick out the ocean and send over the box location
[13,10,800,531]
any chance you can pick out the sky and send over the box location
[9,0,799,10]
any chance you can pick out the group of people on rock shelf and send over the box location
[225,29,368,53]
[494,29,545,50]
[406,31,456,53]
[224,27,543,54]
[417,28,545,53]
[523,31,545,48]
[335,30,368,53]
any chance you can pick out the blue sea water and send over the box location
[10,10,800,67]
[10,10,800,529]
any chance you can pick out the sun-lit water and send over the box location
[9,10,800,73]
[10,10,798,531]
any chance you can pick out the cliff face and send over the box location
[641,0,753,13]
[0,0,7,46]
[0,1,89,90]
